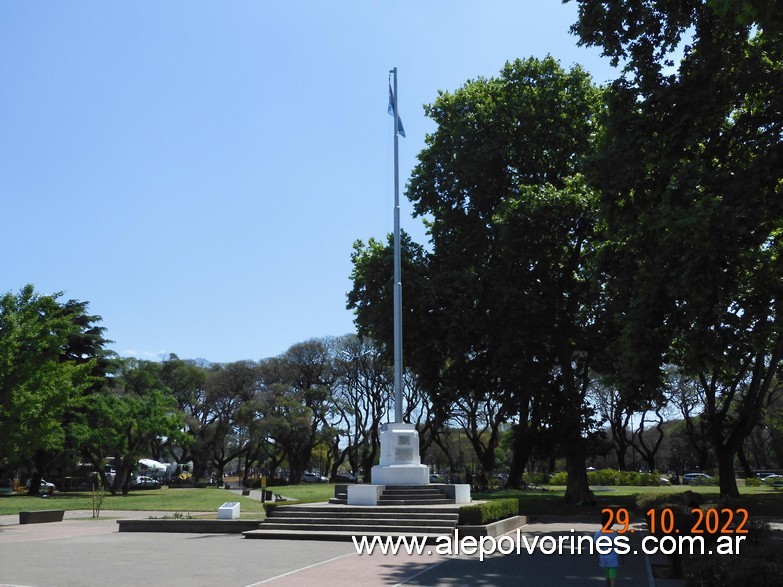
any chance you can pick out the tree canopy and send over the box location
[569,0,783,495]
[0,286,100,468]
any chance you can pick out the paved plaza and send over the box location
[0,509,657,587]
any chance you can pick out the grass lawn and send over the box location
[0,483,339,517]
[474,484,783,518]
[0,487,268,516]
[3,482,780,519]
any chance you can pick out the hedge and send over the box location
[459,498,519,525]
[549,469,667,487]
[682,521,778,586]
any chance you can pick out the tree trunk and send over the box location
[507,399,536,489]
[508,425,534,489]
[715,443,740,498]
[564,449,592,504]
[616,447,627,471]
[736,442,753,478]
[27,471,42,496]
[507,438,528,489]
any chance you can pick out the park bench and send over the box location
[19,509,65,524]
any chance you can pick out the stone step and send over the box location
[243,528,451,543]
[380,490,446,497]
[267,516,457,528]
[253,499,461,541]
[377,499,455,506]
[377,485,455,506]
[382,485,444,491]
[383,485,435,489]
[268,510,458,521]
[378,494,450,500]
[272,505,460,515]
[258,522,454,533]
[382,486,443,491]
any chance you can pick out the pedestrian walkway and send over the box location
[0,511,656,586]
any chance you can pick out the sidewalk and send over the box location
[0,510,656,587]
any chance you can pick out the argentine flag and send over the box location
[388,84,406,138]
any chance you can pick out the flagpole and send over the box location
[391,67,403,424]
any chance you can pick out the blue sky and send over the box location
[0,1,617,363]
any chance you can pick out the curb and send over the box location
[457,515,529,538]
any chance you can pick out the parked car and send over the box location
[682,472,713,485]
[131,476,160,489]
[301,472,327,483]
[25,479,56,492]
[335,472,357,483]
[762,474,783,486]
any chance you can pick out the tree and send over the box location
[72,358,188,495]
[331,334,391,482]
[204,360,260,482]
[591,381,634,470]
[571,0,783,496]
[408,57,604,502]
[0,285,99,490]
[258,339,337,483]
[630,407,667,472]
[158,354,211,477]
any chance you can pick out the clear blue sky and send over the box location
[0,1,616,364]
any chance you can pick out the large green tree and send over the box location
[257,339,337,483]
[410,57,604,502]
[570,0,783,496]
[0,286,99,486]
[71,358,189,494]
[350,57,605,501]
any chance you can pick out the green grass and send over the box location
[266,483,334,503]
[474,484,783,517]
[0,487,267,516]
[3,483,779,519]
[0,483,337,516]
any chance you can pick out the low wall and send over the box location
[457,515,528,538]
[117,519,261,533]
[440,484,472,504]
[19,510,65,524]
[347,484,385,505]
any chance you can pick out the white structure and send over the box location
[354,69,470,506]
[371,423,429,485]
[218,502,240,519]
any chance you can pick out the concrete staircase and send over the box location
[244,486,461,541]
[379,484,455,505]
[329,483,455,506]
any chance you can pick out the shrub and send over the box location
[522,472,548,485]
[589,469,618,485]
[744,477,761,487]
[549,471,568,485]
[459,498,519,525]
[634,492,685,512]
[682,524,780,587]
[690,476,719,486]
[554,469,667,487]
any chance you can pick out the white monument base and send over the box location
[439,483,472,504]
[371,463,430,485]
[347,484,385,505]
[370,422,430,486]
[348,424,473,505]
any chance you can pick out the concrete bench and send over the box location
[19,510,65,524]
